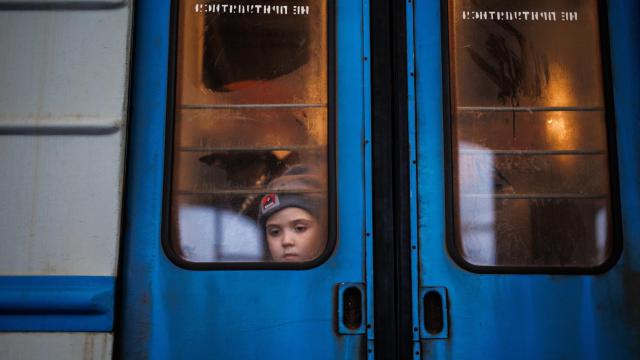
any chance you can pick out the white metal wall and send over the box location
[0,0,132,358]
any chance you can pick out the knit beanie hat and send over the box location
[258,164,326,228]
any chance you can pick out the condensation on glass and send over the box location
[448,0,614,267]
[170,0,328,263]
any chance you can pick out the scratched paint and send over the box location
[117,0,370,358]
[413,0,640,358]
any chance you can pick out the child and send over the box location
[258,165,327,262]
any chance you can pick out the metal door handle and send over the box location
[337,283,365,334]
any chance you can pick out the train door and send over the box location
[117,0,374,358]
[411,0,640,358]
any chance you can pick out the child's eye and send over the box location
[294,224,308,233]
[267,227,281,237]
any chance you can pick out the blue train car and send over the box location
[0,0,638,359]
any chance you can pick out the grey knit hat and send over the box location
[258,165,326,228]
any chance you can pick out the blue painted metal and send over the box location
[418,287,448,340]
[0,276,114,331]
[361,0,375,358]
[412,0,640,358]
[337,283,366,335]
[118,0,370,358]
[405,0,421,358]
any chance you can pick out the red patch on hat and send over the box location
[260,193,280,214]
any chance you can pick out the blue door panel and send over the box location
[0,276,114,332]
[412,0,640,358]
[608,0,640,347]
[118,0,369,358]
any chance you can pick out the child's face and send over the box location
[265,207,325,262]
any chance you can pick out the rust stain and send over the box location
[422,340,432,358]
[27,137,41,273]
[101,335,109,360]
[131,290,152,360]
[83,335,95,360]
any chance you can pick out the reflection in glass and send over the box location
[170,0,328,263]
[449,0,613,267]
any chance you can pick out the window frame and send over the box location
[441,0,624,274]
[161,0,337,270]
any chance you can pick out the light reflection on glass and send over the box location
[458,142,496,265]
[450,0,613,268]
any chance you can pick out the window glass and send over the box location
[448,0,614,267]
[170,0,329,264]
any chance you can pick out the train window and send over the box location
[447,0,617,269]
[167,0,330,265]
